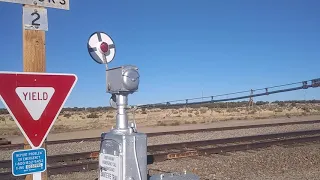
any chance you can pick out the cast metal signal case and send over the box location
[106,65,140,94]
[99,128,147,180]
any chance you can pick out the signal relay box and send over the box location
[99,130,147,180]
[106,65,140,94]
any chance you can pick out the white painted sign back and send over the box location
[23,6,48,31]
[0,0,70,10]
[16,87,55,120]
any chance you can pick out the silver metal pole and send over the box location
[116,94,129,129]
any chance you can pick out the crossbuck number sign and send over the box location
[23,6,48,31]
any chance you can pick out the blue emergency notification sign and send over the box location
[12,148,46,176]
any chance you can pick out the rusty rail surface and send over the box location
[147,128,320,152]
[0,139,11,146]
[1,129,320,169]
[2,119,320,151]
[152,135,320,162]
[1,129,320,179]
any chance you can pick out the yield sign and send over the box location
[0,71,77,148]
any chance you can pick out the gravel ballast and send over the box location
[1,123,320,160]
[48,142,320,180]
[148,143,320,180]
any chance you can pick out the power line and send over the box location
[137,78,320,108]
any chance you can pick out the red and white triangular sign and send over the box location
[0,71,77,148]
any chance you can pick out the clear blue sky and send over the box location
[0,0,319,108]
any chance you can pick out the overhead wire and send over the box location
[136,78,319,108]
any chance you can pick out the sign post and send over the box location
[23,4,47,180]
[0,1,70,180]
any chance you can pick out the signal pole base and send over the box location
[99,124,147,180]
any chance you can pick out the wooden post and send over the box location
[23,5,48,180]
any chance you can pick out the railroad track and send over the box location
[0,138,11,146]
[1,119,320,150]
[1,129,320,179]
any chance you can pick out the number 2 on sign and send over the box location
[23,6,48,31]
[31,12,41,26]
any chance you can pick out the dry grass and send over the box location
[0,103,320,136]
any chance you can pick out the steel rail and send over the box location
[147,129,320,153]
[1,133,320,180]
[0,140,10,145]
[2,119,320,151]
[152,134,320,162]
[1,129,320,169]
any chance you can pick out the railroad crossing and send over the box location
[0,0,199,179]
[0,1,319,180]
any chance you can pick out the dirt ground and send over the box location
[0,103,319,136]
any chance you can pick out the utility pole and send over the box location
[248,89,254,109]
